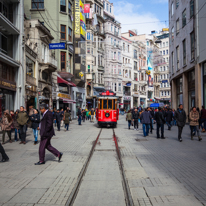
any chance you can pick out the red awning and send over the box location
[57,76,76,87]
[119,103,124,105]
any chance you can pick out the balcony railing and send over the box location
[41,55,57,68]
[26,74,37,86]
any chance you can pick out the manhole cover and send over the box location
[135,139,148,141]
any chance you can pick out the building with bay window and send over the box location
[0,0,24,116]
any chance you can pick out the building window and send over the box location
[171,2,174,16]
[110,5,111,13]
[60,0,66,12]
[61,51,66,70]
[61,25,66,40]
[26,56,35,77]
[134,50,137,59]
[134,61,137,70]
[171,52,174,73]
[183,39,186,65]
[166,41,168,47]
[32,0,44,9]
[190,0,194,18]
[128,45,129,52]
[103,1,105,9]
[176,46,179,71]
[190,31,195,60]
[166,50,168,55]
[176,0,179,8]
[163,50,165,55]
[172,27,174,40]
[68,54,72,72]
[176,18,179,35]
[111,38,113,44]
[182,9,186,28]
[118,83,121,92]
[68,27,72,42]
[123,43,125,51]
[107,3,108,11]
[68,1,72,14]
[94,4,96,12]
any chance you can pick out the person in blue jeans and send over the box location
[30,109,40,145]
[12,110,20,141]
[154,108,166,139]
[77,108,82,125]
[140,108,152,137]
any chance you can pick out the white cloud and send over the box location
[114,1,167,35]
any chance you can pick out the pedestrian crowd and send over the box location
[77,107,95,125]
[126,104,206,142]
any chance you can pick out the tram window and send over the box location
[99,100,102,109]
[108,99,113,109]
[103,99,107,109]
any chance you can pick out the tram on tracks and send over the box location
[96,90,119,127]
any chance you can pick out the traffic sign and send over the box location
[49,42,66,50]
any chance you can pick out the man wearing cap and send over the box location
[35,104,63,165]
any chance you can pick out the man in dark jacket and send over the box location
[149,108,154,133]
[77,108,82,125]
[132,109,139,130]
[35,104,63,165]
[165,108,173,130]
[30,109,40,145]
[0,143,9,162]
[200,106,206,132]
[54,110,62,131]
[140,109,152,137]
[17,106,29,144]
[175,104,186,142]
[154,107,165,139]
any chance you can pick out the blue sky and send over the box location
[112,0,169,34]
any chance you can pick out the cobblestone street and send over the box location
[1,116,206,206]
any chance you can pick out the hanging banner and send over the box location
[75,0,80,35]
[84,4,90,13]
[80,0,86,37]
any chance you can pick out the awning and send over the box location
[119,103,124,105]
[57,76,76,87]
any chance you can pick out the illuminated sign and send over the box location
[58,93,71,99]
[75,0,80,35]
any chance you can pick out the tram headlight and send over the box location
[105,113,110,118]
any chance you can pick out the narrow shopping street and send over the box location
[0,116,206,206]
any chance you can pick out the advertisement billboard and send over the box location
[75,0,80,35]
[80,1,86,37]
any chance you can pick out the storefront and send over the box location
[140,98,146,108]
[0,62,16,118]
[57,93,74,111]
[188,70,195,109]
[176,77,183,106]
[123,96,131,111]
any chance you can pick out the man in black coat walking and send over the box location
[132,109,139,130]
[165,108,173,130]
[175,104,186,142]
[154,107,165,139]
[149,108,154,133]
[0,143,9,162]
[35,104,63,165]
[54,110,63,131]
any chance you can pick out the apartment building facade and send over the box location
[0,0,24,116]
[169,0,200,116]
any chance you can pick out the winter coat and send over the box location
[201,109,206,119]
[0,110,12,131]
[30,114,40,129]
[126,112,132,121]
[64,112,71,124]
[77,109,82,116]
[150,110,155,118]
[154,111,165,125]
[60,111,64,120]
[12,114,19,129]
[86,111,89,117]
[140,111,152,124]
[82,111,86,117]
[17,111,29,126]
[55,113,62,122]
[175,109,186,127]
[165,111,173,122]
[132,112,139,120]
[189,111,199,126]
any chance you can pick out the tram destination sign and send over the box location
[49,42,66,50]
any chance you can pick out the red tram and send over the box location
[96,91,119,127]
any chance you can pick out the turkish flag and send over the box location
[84,4,90,13]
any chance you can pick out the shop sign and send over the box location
[126,83,131,87]
[75,0,80,35]
[58,93,71,99]
[68,44,74,53]
[0,78,16,91]
[84,4,90,13]
[162,80,168,83]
